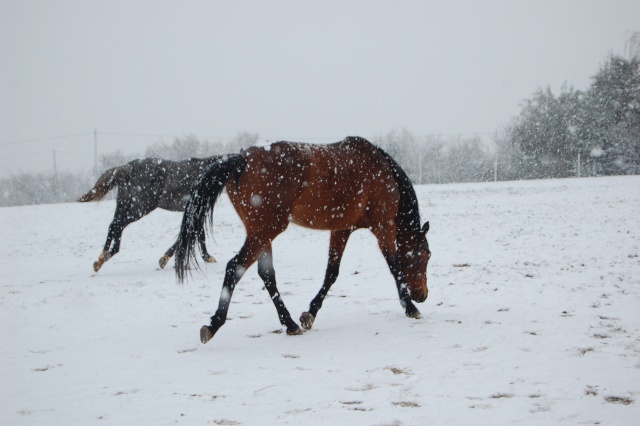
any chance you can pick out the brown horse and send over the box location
[78,157,220,272]
[175,136,431,344]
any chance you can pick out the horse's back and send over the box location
[153,158,198,211]
[152,158,214,212]
[230,137,399,232]
[296,137,399,230]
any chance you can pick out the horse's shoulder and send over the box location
[130,157,166,169]
[244,142,298,159]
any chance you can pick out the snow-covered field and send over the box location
[1,176,639,425]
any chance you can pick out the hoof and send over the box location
[93,261,102,273]
[203,255,217,263]
[286,325,305,336]
[300,312,315,330]
[200,325,214,344]
[406,309,422,319]
[159,255,170,269]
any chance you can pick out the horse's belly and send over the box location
[289,213,349,230]
[290,195,366,230]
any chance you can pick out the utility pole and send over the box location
[94,129,98,173]
[52,149,58,196]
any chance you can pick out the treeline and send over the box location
[1,53,638,207]
[496,54,640,179]
[373,129,495,185]
[375,53,640,183]
[0,132,258,207]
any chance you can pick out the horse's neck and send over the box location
[396,223,419,253]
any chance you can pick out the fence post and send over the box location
[577,153,581,178]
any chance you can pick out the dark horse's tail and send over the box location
[175,154,246,282]
[77,164,133,202]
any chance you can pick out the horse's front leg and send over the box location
[300,230,352,330]
[384,253,421,319]
[258,246,302,335]
[374,228,421,319]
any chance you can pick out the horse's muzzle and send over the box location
[411,288,428,303]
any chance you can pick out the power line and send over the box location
[98,131,241,140]
[0,132,93,146]
[97,131,181,139]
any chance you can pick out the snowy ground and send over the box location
[1,176,639,425]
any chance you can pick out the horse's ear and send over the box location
[422,221,430,236]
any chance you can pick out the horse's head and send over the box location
[401,221,431,303]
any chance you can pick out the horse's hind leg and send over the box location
[200,253,245,344]
[200,236,266,343]
[200,235,299,344]
[93,221,126,272]
[300,230,351,330]
[159,242,176,269]
[94,247,112,273]
[258,246,302,335]
[159,226,215,269]
[92,220,119,272]
[93,198,141,272]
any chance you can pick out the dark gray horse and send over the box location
[78,157,221,272]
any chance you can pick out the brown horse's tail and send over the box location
[175,154,246,282]
[77,164,133,202]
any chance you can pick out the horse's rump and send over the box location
[77,164,133,202]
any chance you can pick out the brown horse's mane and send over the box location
[371,143,422,236]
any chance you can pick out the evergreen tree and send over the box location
[509,85,582,179]
[579,55,640,175]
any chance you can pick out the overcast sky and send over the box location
[2,0,639,176]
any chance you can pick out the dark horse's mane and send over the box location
[371,143,422,235]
